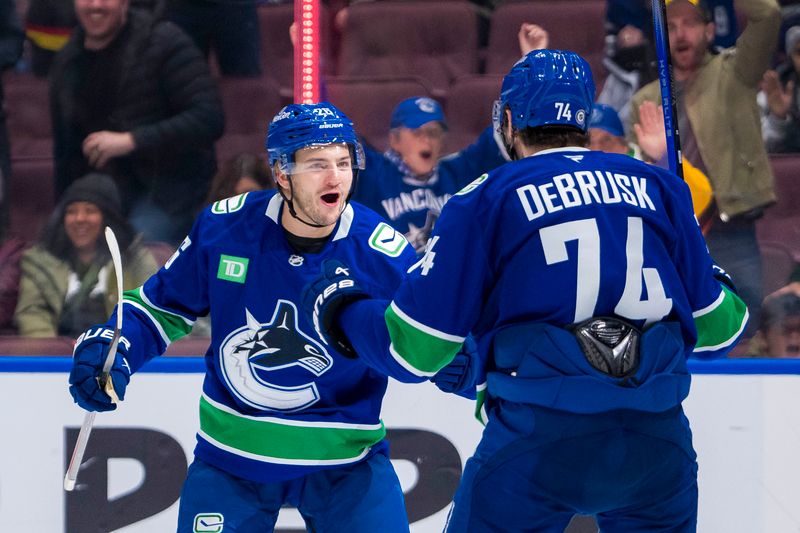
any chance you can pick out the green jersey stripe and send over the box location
[199,395,386,462]
[694,286,749,352]
[475,382,488,425]
[123,287,193,343]
[692,289,725,318]
[198,431,373,466]
[385,304,463,374]
[389,301,465,343]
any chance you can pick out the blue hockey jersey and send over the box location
[342,147,749,416]
[107,190,416,482]
[353,126,508,251]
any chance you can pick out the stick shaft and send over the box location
[651,0,684,179]
[64,227,124,491]
[63,411,96,491]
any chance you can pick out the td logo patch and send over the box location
[217,255,249,283]
[194,513,224,532]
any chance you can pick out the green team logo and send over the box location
[194,513,224,532]
[211,193,248,214]
[217,255,249,283]
[456,173,489,196]
[368,222,408,257]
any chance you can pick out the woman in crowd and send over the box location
[14,173,158,337]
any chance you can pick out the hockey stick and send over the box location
[651,0,684,179]
[64,226,124,491]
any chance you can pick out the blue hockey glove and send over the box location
[431,336,478,398]
[303,259,369,358]
[69,326,132,412]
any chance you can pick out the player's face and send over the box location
[765,316,800,358]
[75,0,130,50]
[64,201,104,256]
[278,143,353,236]
[667,2,714,76]
[589,128,628,154]
[389,121,446,177]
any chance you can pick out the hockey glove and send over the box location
[303,259,369,358]
[69,326,132,412]
[431,335,479,398]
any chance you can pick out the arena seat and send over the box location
[337,1,479,97]
[325,76,435,152]
[486,0,607,91]
[216,76,283,163]
[164,336,211,357]
[4,73,52,159]
[757,154,800,263]
[760,242,796,297]
[444,75,503,153]
[0,336,75,356]
[8,156,55,241]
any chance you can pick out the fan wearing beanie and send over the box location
[13,173,158,337]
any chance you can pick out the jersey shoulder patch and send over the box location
[368,222,409,257]
[211,192,250,215]
[456,173,489,196]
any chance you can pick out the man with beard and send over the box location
[629,0,780,338]
[67,103,427,532]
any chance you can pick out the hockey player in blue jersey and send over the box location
[305,50,749,532]
[67,103,419,532]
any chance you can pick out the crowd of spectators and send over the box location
[0,0,799,357]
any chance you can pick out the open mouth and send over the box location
[321,192,340,206]
[675,44,691,55]
[420,150,433,160]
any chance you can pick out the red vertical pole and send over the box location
[294,0,321,104]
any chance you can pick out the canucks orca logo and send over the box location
[219,300,334,412]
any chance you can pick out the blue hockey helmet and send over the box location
[266,102,365,173]
[494,49,595,134]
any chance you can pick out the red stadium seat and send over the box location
[0,336,75,356]
[325,76,435,152]
[444,75,503,153]
[5,73,53,159]
[337,1,479,97]
[760,242,796,297]
[486,0,607,91]
[757,155,800,263]
[216,76,283,163]
[8,156,55,240]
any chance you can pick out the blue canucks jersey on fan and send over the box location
[353,127,508,250]
[105,189,416,483]
[343,147,748,414]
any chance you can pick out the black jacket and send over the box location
[50,9,224,216]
